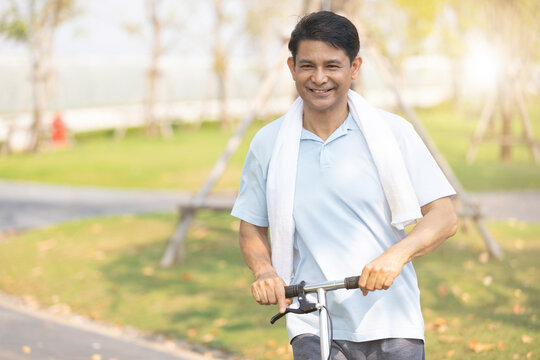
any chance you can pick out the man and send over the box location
[231,11,457,360]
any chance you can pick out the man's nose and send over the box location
[311,67,327,85]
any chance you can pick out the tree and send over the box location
[0,0,77,152]
[467,0,540,163]
[122,0,186,139]
[213,0,230,131]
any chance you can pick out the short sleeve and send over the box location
[231,149,269,227]
[399,124,456,206]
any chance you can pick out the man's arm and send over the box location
[358,196,458,296]
[238,220,292,313]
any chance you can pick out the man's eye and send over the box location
[301,65,312,68]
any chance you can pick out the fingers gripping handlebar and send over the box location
[271,276,361,324]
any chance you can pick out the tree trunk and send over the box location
[499,81,513,162]
[30,60,46,152]
[145,0,162,137]
[213,0,229,131]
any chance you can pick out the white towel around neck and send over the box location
[266,89,422,284]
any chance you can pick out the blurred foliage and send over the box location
[0,0,78,44]
[1,99,539,191]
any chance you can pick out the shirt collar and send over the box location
[300,112,358,142]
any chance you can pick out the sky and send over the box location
[0,0,262,60]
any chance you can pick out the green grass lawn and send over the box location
[0,213,538,359]
[0,97,539,191]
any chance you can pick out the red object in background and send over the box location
[52,113,66,147]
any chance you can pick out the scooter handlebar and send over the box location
[284,276,361,298]
[344,275,360,289]
[284,284,302,298]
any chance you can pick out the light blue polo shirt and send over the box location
[231,110,455,343]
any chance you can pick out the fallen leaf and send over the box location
[181,273,193,282]
[466,313,476,320]
[213,318,227,327]
[469,339,494,353]
[426,317,448,333]
[521,334,532,344]
[22,295,40,308]
[514,303,525,315]
[22,346,31,354]
[514,289,522,298]
[276,345,288,355]
[497,341,505,350]
[267,339,277,348]
[439,335,460,343]
[90,354,102,360]
[437,283,448,297]
[513,354,520,359]
[478,252,489,264]
[48,303,71,315]
[445,349,455,358]
[483,276,493,286]
[141,266,154,276]
[526,352,533,359]
[460,293,470,303]
[515,238,524,250]
[201,333,215,343]
[187,328,199,338]
[164,339,176,349]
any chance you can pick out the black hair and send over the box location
[288,11,360,64]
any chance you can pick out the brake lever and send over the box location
[270,281,317,324]
[270,306,317,324]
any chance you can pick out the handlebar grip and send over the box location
[345,275,361,289]
[284,284,301,298]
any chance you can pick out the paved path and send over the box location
[0,293,232,360]
[0,180,235,232]
[1,180,539,233]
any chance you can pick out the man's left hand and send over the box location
[357,250,407,296]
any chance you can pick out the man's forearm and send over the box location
[238,221,274,278]
[238,220,291,312]
[358,196,458,295]
[389,196,458,263]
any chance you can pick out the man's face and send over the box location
[287,40,362,116]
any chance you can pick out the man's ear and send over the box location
[287,57,296,81]
[351,56,363,81]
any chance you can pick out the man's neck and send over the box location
[302,103,349,142]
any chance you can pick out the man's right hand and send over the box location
[251,271,292,314]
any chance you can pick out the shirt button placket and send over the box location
[320,144,330,168]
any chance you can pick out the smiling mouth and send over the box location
[310,88,333,94]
